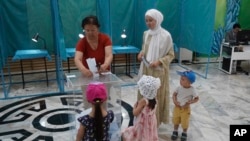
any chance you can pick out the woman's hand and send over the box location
[100,63,108,71]
[149,60,161,68]
[137,51,144,61]
[82,69,93,77]
[98,63,109,73]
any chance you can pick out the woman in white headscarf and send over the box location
[137,9,175,127]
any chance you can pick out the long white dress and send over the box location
[138,30,175,126]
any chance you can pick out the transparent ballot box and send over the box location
[65,72,122,141]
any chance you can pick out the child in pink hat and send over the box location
[76,82,114,141]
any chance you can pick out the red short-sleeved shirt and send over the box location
[75,33,112,69]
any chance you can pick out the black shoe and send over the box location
[181,132,187,141]
[171,131,178,140]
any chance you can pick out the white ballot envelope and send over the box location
[86,58,99,77]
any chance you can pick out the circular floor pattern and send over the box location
[0,94,132,141]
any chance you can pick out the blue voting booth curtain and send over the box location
[58,0,96,54]
[96,0,111,36]
[157,0,181,47]
[50,0,67,92]
[179,0,216,55]
[0,0,32,56]
[134,0,161,48]
[0,6,7,69]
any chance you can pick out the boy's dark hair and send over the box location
[148,98,157,110]
[233,23,241,29]
[93,99,104,141]
[81,15,100,28]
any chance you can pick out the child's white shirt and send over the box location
[174,86,198,106]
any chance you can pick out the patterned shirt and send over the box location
[77,110,114,141]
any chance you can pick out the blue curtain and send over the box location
[50,0,67,92]
[158,0,182,46]
[0,0,217,58]
[179,0,216,55]
[109,0,136,46]
[134,0,158,48]
[0,0,31,56]
[0,6,7,69]
[96,0,111,36]
[58,0,96,50]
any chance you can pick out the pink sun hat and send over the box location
[86,82,107,103]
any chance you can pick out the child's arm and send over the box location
[182,96,199,108]
[188,96,199,104]
[172,92,180,107]
[76,124,85,141]
[133,98,146,116]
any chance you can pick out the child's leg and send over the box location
[171,125,179,140]
[171,107,181,140]
[174,124,179,131]
[180,107,191,141]
[183,128,188,132]
[172,106,181,129]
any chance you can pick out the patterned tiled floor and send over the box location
[1,63,250,141]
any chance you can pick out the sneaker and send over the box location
[181,132,187,141]
[171,131,178,140]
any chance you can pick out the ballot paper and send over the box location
[86,58,99,77]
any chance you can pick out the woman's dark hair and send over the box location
[93,98,104,141]
[148,98,156,110]
[81,15,100,28]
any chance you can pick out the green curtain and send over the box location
[239,0,250,29]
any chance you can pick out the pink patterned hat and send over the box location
[86,82,107,103]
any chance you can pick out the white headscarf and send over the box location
[144,9,172,63]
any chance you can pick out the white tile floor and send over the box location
[1,62,250,141]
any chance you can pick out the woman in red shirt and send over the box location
[75,15,113,77]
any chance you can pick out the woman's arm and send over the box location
[74,51,92,76]
[76,124,85,141]
[158,47,175,68]
[138,32,146,61]
[137,51,144,61]
[133,98,146,116]
[100,45,113,72]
